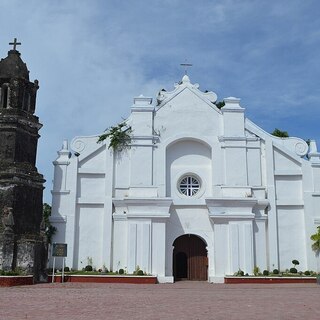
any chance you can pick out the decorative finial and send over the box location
[182,74,190,83]
[62,140,69,150]
[9,38,21,51]
[180,60,192,75]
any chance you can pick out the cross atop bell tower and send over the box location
[9,37,21,51]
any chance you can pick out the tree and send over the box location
[310,226,320,255]
[43,203,56,243]
[271,128,289,138]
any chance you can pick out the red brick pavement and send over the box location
[0,282,319,320]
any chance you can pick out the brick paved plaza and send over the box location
[0,282,319,320]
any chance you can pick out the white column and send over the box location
[128,223,137,273]
[265,139,279,270]
[221,98,248,186]
[229,223,240,273]
[152,221,166,279]
[102,147,114,270]
[129,95,155,186]
[243,223,254,273]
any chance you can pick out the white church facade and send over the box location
[50,75,320,282]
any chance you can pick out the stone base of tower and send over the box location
[0,179,47,282]
[0,233,48,282]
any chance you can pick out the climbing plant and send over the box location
[310,226,320,255]
[43,203,56,244]
[97,122,132,151]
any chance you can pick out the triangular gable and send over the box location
[156,75,221,114]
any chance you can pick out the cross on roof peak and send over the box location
[9,38,21,51]
[180,60,192,75]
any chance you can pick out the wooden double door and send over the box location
[173,234,208,281]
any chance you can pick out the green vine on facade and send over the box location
[97,122,132,151]
[43,203,56,244]
[310,226,320,255]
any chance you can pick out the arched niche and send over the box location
[165,138,212,198]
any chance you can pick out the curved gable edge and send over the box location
[70,135,107,164]
[245,118,308,162]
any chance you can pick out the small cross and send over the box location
[180,61,193,75]
[9,38,21,51]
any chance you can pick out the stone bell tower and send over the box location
[0,39,46,280]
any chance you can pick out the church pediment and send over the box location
[156,75,221,113]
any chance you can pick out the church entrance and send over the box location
[173,234,208,281]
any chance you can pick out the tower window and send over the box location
[1,85,9,108]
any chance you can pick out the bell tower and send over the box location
[0,39,46,280]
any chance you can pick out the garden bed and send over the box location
[225,276,317,284]
[48,274,157,284]
[0,275,34,287]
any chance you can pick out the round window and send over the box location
[178,175,201,197]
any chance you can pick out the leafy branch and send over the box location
[43,203,56,244]
[97,122,132,151]
[310,226,320,255]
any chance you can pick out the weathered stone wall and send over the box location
[0,109,40,165]
[0,180,44,234]
[0,234,14,271]
[0,233,47,281]
[0,48,46,282]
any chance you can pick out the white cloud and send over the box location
[1,0,320,202]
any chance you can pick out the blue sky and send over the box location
[1,0,320,203]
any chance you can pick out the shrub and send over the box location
[304,270,311,276]
[118,268,124,275]
[133,265,141,275]
[253,266,260,276]
[273,269,279,274]
[85,265,93,272]
[137,270,144,276]
[292,260,300,268]
[234,270,244,276]
[64,267,70,272]
[0,270,20,276]
[263,270,269,276]
[290,267,297,274]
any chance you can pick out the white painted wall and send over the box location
[50,75,320,281]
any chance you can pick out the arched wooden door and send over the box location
[173,234,208,281]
